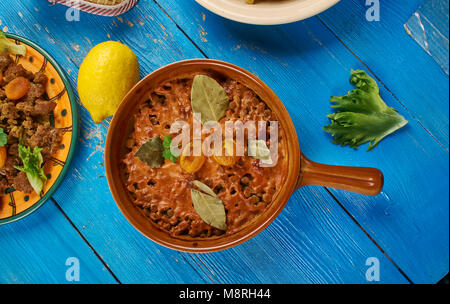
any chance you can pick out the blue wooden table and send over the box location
[0,0,448,284]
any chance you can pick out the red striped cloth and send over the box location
[49,0,137,16]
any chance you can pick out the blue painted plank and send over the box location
[415,0,449,38]
[1,0,208,284]
[0,201,117,283]
[319,0,449,149]
[2,0,409,283]
[189,187,408,284]
[405,0,449,75]
[156,0,448,283]
[0,7,118,285]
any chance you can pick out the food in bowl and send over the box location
[122,73,288,238]
[0,53,62,196]
[107,60,383,252]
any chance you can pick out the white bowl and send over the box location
[195,0,340,25]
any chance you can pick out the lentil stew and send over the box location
[122,73,289,239]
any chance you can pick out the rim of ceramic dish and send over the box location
[105,59,301,252]
[195,0,340,25]
[0,33,79,225]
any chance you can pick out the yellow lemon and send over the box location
[77,41,139,123]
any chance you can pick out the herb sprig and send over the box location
[162,135,178,163]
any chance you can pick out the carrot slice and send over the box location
[0,146,7,169]
[213,139,238,166]
[180,142,206,173]
[4,76,31,100]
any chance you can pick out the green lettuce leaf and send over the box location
[14,144,47,194]
[323,70,408,151]
[0,31,26,56]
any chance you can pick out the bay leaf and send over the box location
[134,137,165,168]
[191,181,227,231]
[191,75,229,124]
[248,139,273,165]
[193,180,219,198]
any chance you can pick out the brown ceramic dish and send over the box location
[105,59,383,252]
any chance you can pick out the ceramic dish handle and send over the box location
[297,154,383,196]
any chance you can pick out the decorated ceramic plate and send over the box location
[0,33,78,225]
[195,0,340,25]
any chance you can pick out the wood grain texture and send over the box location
[0,5,117,285]
[156,0,448,283]
[0,0,410,283]
[4,0,208,284]
[319,0,449,149]
[185,187,408,283]
[317,0,449,283]
[0,201,117,283]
